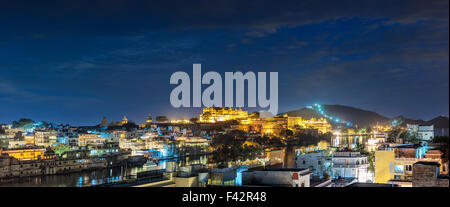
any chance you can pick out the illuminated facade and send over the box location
[122,116,128,125]
[199,107,249,123]
[146,114,153,123]
[332,151,373,183]
[374,149,395,183]
[2,148,49,161]
[407,124,434,140]
[34,130,57,147]
[78,133,106,146]
[375,145,445,184]
[246,117,287,137]
[261,117,287,136]
[286,115,332,134]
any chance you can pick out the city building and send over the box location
[412,162,449,187]
[78,133,106,146]
[295,151,332,178]
[286,115,332,134]
[122,116,129,125]
[374,149,395,184]
[332,151,373,183]
[2,147,50,161]
[34,130,57,147]
[374,144,445,184]
[407,124,434,140]
[199,107,248,123]
[207,167,237,186]
[346,183,398,187]
[241,168,312,187]
[0,134,9,149]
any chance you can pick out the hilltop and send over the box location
[280,104,448,128]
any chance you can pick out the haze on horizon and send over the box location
[0,0,448,126]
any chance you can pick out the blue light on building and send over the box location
[235,166,248,186]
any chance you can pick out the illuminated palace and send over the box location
[286,116,332,134]
[1,147,56,161]
[199,107,249,123]
[199,107,332,136]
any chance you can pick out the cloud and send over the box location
[0,80,101,104]
[0,0,447,41]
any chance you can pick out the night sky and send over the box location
[0,0,448,126]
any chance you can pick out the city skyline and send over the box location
[0,0,448,125]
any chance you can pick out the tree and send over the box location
[52,144,71,156]
[354,142,367,153]
[210,130,262,168]
[367,152,375,173]
[212,134,235,147]
[404,131,420,144]
[190,117,199,123]
[280,129,294,139]
[212,130,247,147]
[12,118,34,128]
[323,172,330,179]
[122,122,138,129]
[155,116,168,123]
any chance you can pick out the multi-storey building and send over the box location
[374,144,445,185]
[412,162,449,187]
[78,133,106,147]
[295,151,332,178]
[34,130,57,147]
[1,147,50,161]
[332,151,373,183]
[241,168,312,187]
[286,115,332,134]
[199,107,249,123]
[407,124,434,140]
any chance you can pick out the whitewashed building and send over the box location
[332,151,374,183]
[242,168,312,187]
[295,151,332,178]
[407,124,434,141]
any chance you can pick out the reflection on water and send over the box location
[332,135,368,149]
[0,155,209,187]
[1,142,329,187]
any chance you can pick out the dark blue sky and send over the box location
[0,0,448,125]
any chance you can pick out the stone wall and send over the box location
[412,162,449,187]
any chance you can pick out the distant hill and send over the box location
[390,115,426,127]
[279,108,323,119]
[390,115,449,129]
[280,104,390,127]
[426,116,449,129]
[281,104,450,129]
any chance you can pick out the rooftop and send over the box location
[414,161,440,166]
[247,168,308,172]
[346,183,399,187]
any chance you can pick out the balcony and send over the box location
[394,158,440,164]
[333,164,369,168]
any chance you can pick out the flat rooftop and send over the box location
[346,183,399,187]
[246,168,308,172]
